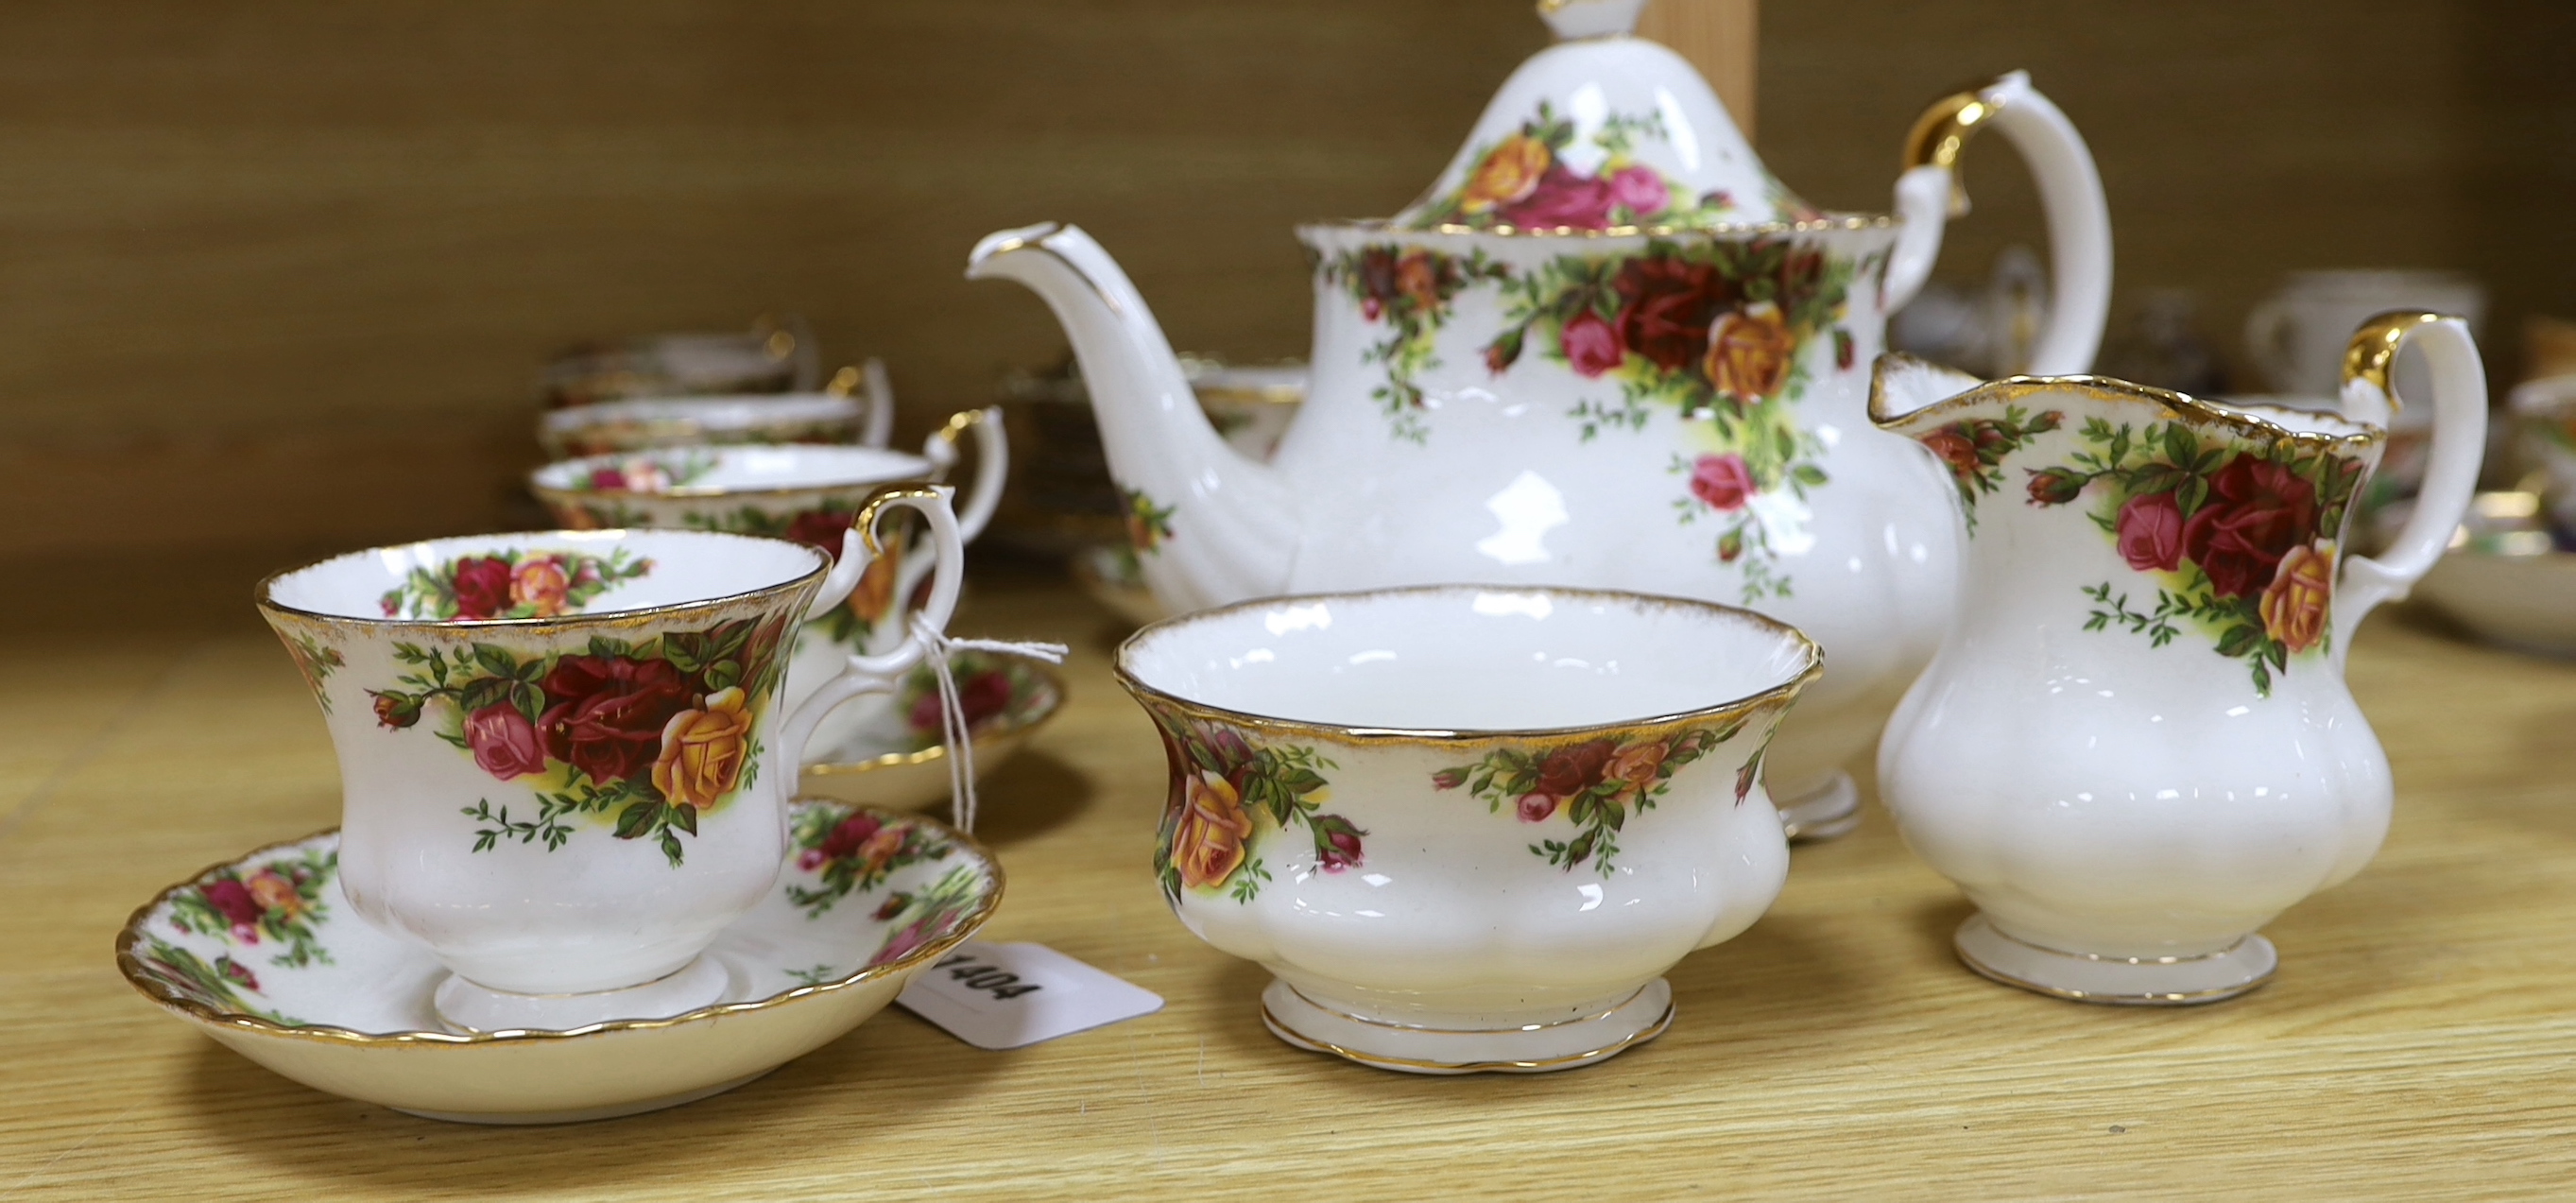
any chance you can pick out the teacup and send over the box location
[256,490,964,1033]
[2510,373,2576,534]
[538,392,885,460]
[540,316,820,408]
[1114,586,1818,1073]
[529,409,1005,757]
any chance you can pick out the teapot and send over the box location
[969,0,2114,838]
[1865,313,2485,1002]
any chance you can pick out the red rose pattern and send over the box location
[1690,454,1755,512]
[2181,457,2318,599]
[906,669,1015,736]
[465,703,548,780]
[450,557,514,620]
[2114,491,2185,573]
[536,655,694,784]
[1613,256,1732,372]
[1559,310,1624,377]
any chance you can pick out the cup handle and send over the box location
[860,358,899,449]
[2331,313,2487,649]
[2243,298,2301,396]
[775,485,967,762]
[922,406,1007,541]
[1885,70,2113,375]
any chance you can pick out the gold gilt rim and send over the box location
[526,446,943,506]
[1112,585,1824,748]
[1867,352,2388,451]
[1262,997,1674,1072]
[540,394,867,431]
[1302,214,1900,242]
[802,660,1070,777]
[255,529,828,634]
[1952,921,2274,1007]
[112,802,1005,1047]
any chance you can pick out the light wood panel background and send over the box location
[0,0,2567,559]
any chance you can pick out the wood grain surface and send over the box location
[5,559,2576,1199]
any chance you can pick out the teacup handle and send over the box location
[922,406,1007,541]
[825,359,902,449]
[777,485,967,761]
[861,358,900,449]
[1885,70,2113,375]
[2331,313,2487,651]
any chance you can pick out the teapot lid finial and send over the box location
[1389,1,1812,232]
[1537,0,1646,41]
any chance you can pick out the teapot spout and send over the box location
[968,223,1299,611]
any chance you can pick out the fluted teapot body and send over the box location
[969,0,2115,834]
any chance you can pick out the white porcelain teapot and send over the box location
[969,0,2114,838]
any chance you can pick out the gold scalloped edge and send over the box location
[113,801,1005,1047]
[256,529,832,636]
[526,447,948,507]
[1114,585,1823,749]
[1304,214,1900,241]
[1868,352,2389,452]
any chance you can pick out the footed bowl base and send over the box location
[1778,770,1862,843]
[1953,913,2276,1005]
[433,954,734,1035]
[1259,978,1672,1074]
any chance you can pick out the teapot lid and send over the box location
[1390,0,1812,232]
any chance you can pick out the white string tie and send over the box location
[908,613,1067,835]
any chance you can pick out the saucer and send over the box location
[2413,490,2576,657]
[799,651,1066,810]
[1069,543,1165,628]
[118,801,1001,1125]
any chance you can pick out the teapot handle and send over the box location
[777,485,967,763]
[1884,71,2113,375]
[2332,314,2487,649]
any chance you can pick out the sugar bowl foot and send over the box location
[1951,914,2277,1005]
[1259,978,1674,1074]
[1778,771,1862,843]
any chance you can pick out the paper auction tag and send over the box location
[896,941,1164,1050]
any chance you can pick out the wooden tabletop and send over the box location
[8,554,2576,1199]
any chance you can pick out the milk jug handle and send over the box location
[779,486,967,762]
[2333,314,2486,646]
[1886,71,2113,374]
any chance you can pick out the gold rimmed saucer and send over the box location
[798,653,1066,809]
[116,801,1001,1124]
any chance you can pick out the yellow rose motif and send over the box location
[510,558,572,616]
[247,870,302,918]
[1171,770,1255,890]
[849,540,902,627]
[1705,301,1795,404]
[1604,740,1670,800]
[653,687,753,810]
[1458,133,1551,215]
[2259,541,2334,654]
